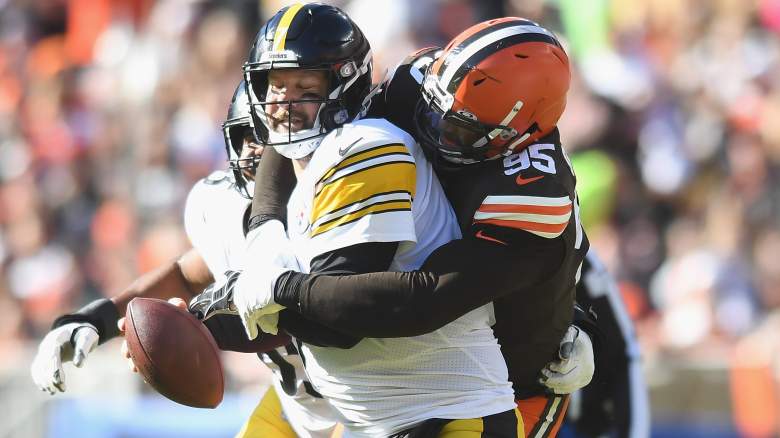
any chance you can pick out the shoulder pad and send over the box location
[402,46,442,65]
[314,121,415,189]
[186,170,241,211]
[324,119,413,159]
[203,170,233,186]
[471,142,578,239]
[398,47,441,84]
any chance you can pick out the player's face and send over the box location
[265,69,328,134]
[423,105,486,149]
[438,119,484,148]
[240,130,263,178]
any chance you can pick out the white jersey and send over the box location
[183,172,340,438]
[286,118,515,437]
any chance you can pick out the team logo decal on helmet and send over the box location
[243,3,373,160]
[416,17,571,164]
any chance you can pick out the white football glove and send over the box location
[540,325,594,394]
[31,322,99,394]
[234,220,299,339]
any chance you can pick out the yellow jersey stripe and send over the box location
[318,143,409,185]
[312,161,416,222]
[311,201,412,237]
[517,407,525,437]
[440,417,484,435]
[313,190,412,225]
[272,3,304,51]
[316,158,415,198]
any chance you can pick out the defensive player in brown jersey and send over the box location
[197,17,593,438]
[371,35,648,438]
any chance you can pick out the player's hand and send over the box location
[117,316,138,374]
[233,268,286,339]
[540,325,594,394]
[188,271,240,320]
[233,220,298,339]
[31,322,99,394]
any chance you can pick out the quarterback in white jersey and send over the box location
[219,4,518,436]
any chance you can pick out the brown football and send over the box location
[125,297,224,408]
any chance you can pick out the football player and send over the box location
[31,81,346,438]
[198,3,523,437]
[220,17,592,438]
[564,251,650,438]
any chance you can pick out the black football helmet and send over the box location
[243,3,372,159]
[222,80,258,199]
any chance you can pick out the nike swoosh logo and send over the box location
[515,174,544,186]
[339,137,363,156]
[475,230,508,245]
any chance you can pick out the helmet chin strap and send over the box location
[274,136,324,160]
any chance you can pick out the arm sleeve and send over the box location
[203,314,292,353]
[277,241,399,347]
[275,233,566,337]
[249,147,296,230]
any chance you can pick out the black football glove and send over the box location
[188,270,241,320]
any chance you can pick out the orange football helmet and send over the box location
[416,17,570,164]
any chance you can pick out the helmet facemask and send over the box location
[223,121,261,199]
[415,75,528,164]
[244,51,372,160]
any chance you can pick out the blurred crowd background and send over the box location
[1,0,779,437]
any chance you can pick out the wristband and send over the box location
[247,213,285,233]
[52,298,120,344]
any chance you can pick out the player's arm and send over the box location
[275,230,566,337]
[248,143,564,337]
[112,248,212,317]
[31,248,214,394]
[277,241,399,347]
[54,248,211,346]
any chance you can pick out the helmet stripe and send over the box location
[272,3,304,51]
[439,25,558,92]
[454,18,539,51]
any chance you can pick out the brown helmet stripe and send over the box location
[442,31,562,95]
[453,18,539,51]
[432,19,537,80]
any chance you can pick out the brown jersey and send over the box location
[371,50,590,397]
[439,129,588,397]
